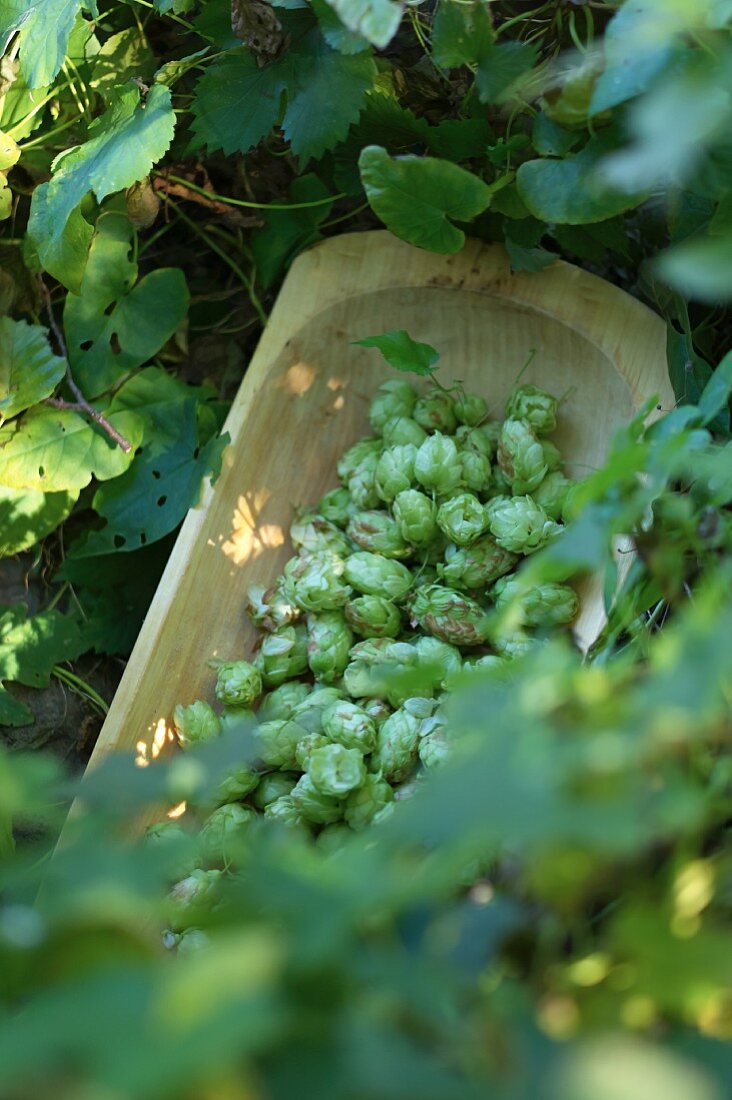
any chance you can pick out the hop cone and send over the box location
[454,391,489,426]
[254,623,309,686]
[392,489,438,546]
[348,510,411,559]
[532,470,573,521]
[414,433,462,494]
[410,584,490,646]
[381,416,428,448]
[505,384,558,434]
[485,495,560,554]
[345,595,402,638]
[438,535,517,589]
[498,418,548,494]
[436,492,488,546]
[344,552,413,600]
[290,512,351,556]
[344,772,394,831]
[373,708,421,783]
[374,444,417,503]
[306,611,353,683]
[369,379,417,434]
[413,388,458,433]
[283,551,351,611]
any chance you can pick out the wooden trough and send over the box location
[86,230,674,813]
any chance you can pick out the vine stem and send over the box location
[41,283,133,453]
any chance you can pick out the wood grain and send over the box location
[86,231,674,804]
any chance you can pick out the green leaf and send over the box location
[59,538,174,655]
[0,0,93,89]
[532,112,581,157]
[64,212,189,399]
[697,349,732,426]
[310,0,370,53]
[0,318,66,424]
[191,48,290,156]
[354,330,440,376]
[475,41,538,104]
[666,326,719,420]
[431,0,494,69]
[89,28,156,102]
[283,33,375,164]
[0,405,143,492]
[504,237,558,273]
[320,0,403,49]
[358,145,493,253]
[251,174,334,289]
[68,367,228,556]
[0,605,87,726]
[517,134,649,225]
[0,485,78,557]
[654,233,732,303]
[27,84,175,290]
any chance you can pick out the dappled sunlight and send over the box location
[134,717,175,768]
[221,490,286,566]
[279,360,316,395]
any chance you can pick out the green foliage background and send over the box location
[1,1,732,1097]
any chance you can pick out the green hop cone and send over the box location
[347,510,411,559]
[459,448,492,493]
[258,681,311,721]
[290,512,351,556]
[264,795,308,829]
[381,416,428,448]
[292,686,344,733]
[373,708,421,783]
[318,486,355,528]
[414,433,462,494]
[505,384,558,435]
[456,423,497,457]
[419,727,450,768]
[308,743,366,797]
[532,470,573,520]
[363,698,391,728]
[439,535,518,590]
[251,771,299,810]
[290,773,343,824]
[436,493,488,546]
[413,388,458,433]
[498,418,548,494]
[294,731,330,770]
[454,390,489,427]
[374,444,417,503]
[343,639,417,703]
[316,823,352,855]
[369,379,417,434]
[198,803,255,866]
[283,552,351,612]
[348,451,381,509]
[322,699,377,752]
[493,630,539,660]
[392,489,438,546]
[306,611,353,684]
[168,869,222,931]
[486,495,560,554]
[410,584,489,646]
[337,438,382,483]
[254,623,309,687]
[212,760,260,805]
[174,700,221,748]
[255,717,309,769]
[176,929,212,957]
[344,772,394,831]
[542,439,563,472]
[414,635,463,691]
[345,595,402,639]
[493,576,579,627]
[344,551,413,600]
[244,579,300,632]
[214,660,262,708]
[144,821,193,878]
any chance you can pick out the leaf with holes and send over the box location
[0,486,78,557]
[66,367,228,556]
[0,0,93,89]
[359,145,493,253]
[0,405,143,492]
[284,32,376,164]
[27,83,175,289]
[0,604,87,726]
[63,212,189,399]
[0,318,66,424]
